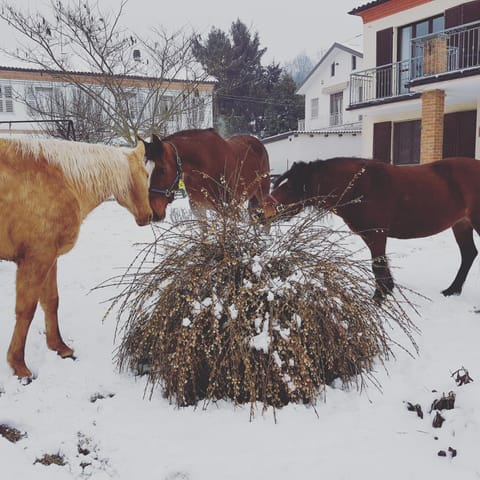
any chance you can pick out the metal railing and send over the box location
[350,20,480,107]
[350,59,412,106]
[329,112,343,126]
[411,20,480,78]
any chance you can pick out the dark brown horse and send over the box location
[263,156,480,299]
[140,128,270,220]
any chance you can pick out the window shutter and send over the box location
[4,85,13,113]
[445,0,480,27]
[0,86,3,113]
[373,121,392,163]
[393,120,421,165]
[376,28,393,98]
[443,111,476,158]
[376,28,393,67]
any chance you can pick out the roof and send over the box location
[0,64,216,88]
[262,125,362,144]
[296,43,363,94]
[348,0,390,15]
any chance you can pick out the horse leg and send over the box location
[442,220,477,296]
[39,259,74,359]
[362,233,394,300]
[7,256,55,379]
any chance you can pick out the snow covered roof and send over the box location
[262,124,362,144]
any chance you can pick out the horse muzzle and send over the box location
[136,212,153,226]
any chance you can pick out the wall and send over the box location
[263,132,362,174]
[300,46,363,131]
[0,73,214,137]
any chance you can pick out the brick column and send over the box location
[420,89,445,163]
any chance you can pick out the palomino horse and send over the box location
[263,156,480,299]
[0,137,152,379]
[139,128,270,220]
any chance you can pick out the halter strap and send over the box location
[149,141,183,198]
[267,192,281,204]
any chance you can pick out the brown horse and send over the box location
[0,137,152,379]
[139,128,270,220]
[263,156,480,299]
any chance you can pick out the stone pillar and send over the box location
[421,89,445,163]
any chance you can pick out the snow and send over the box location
[2,198,480,479]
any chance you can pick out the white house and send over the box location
[0,65,214,140]
[348,0,480,164]
[263,43,364,175]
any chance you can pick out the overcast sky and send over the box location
[11,0,364,65]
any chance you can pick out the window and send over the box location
[189,91,205,126]
[398,15,445,86]
[398,15,445,62]
[27,85,53,117]
[0,84,13,113]
[310,97,319,119]
[160,95,173,119]
[331,62,336,76]
[352,55,357,71]
[329,92,343,126]
[125,91,145,119]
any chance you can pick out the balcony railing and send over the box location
[350,60,412,106]
[329,112,343,126]
[411,20,480,78]
[350,21,480,107]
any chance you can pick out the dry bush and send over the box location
[105,199,418,412]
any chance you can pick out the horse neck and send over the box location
[310,160,364,209]
[65,160,131,221]
[74,186,110,221]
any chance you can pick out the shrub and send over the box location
[106,200,417,413]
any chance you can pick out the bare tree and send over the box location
[0,0,211,144]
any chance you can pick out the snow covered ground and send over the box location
[1,198,480,480]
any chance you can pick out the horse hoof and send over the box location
[441,288,461,297]
[59,352,76,361]
[20,376,34,386]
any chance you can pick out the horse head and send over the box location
[138,134,182,222]
[117,141,153,226]
[263,161,310,221]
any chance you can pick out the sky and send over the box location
[2,198,480,479]
[9,0,364,65]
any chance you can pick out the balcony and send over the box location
[349,20,480,108]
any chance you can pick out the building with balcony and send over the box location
[348,0,480,164]
[263,43,364,174]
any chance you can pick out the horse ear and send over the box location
[151,133,163,145]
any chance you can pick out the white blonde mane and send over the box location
[10,138,134,198]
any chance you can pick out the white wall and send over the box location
[0,78,214,137]
[264,132,362,175]
[299,46,363,131]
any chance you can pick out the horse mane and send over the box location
[274,161,309,189]
[8,138,133,198]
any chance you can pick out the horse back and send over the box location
[326,157,480,239]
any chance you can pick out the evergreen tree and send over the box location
[263,72,304,137]
[193,19,303,137]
